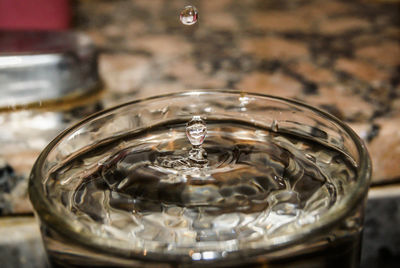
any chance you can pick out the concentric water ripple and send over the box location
[48,121,356,253]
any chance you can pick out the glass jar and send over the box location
[0,30,103,214]
[29,91,371,267]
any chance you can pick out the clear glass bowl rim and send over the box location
[29,90,372,263]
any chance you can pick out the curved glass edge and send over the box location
[28,90,372,262]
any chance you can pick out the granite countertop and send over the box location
[78,0,400,185]
[0,0,399,267]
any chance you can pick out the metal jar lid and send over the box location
[0,31,100,108]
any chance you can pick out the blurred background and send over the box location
[0,0,399,267]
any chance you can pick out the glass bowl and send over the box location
[29,90,371,267]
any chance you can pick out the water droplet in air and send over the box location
[186,116,207,146]
[180,5,198,25]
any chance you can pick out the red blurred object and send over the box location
[0,0,70,30]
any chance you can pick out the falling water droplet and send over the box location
[180,5,198,25]
[186,116,207,146]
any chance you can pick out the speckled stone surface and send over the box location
[74,0,400,184]
[362,185,400,267]
[0,0,399,266]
